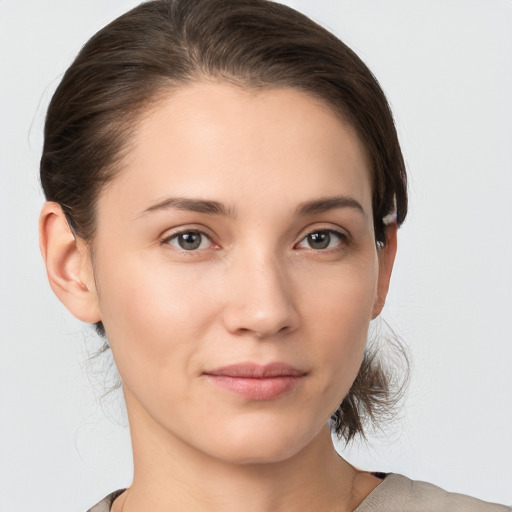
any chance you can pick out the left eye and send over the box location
[165,231,212,251]
[296,230,346,250]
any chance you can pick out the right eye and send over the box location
[163,230,213,251]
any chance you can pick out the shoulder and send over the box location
[86,489,125,512]
[355,474,511,512]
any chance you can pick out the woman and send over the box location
[37,1,510,511]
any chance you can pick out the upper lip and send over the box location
[204,362,306,378]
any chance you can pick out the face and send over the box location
[85,82,392,464]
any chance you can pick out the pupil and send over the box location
[179,232,201,250]
[308,231,330,249]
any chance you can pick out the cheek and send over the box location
[298,260,379,390]
[299,255,378,333]
[93,255,222,380]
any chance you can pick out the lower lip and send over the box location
[205,375,303,400]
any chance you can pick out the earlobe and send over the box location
[372,223,398,319]
[39,202,101,323]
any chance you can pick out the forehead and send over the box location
[98,81,372,220]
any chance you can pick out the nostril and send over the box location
[234,323,293,340]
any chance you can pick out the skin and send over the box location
[40,82,397,512]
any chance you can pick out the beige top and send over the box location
[353,474,510,512]
[87,474,511,512]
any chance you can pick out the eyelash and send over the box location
[162,230,216,252]
[295,229,349,251]
[161,228,348,253]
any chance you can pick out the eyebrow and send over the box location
[296,196,366,217]
[139,195,365,218]
[140,197,233,217]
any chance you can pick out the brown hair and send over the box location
[40,0,408,442]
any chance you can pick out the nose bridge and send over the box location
[222,243,299,338]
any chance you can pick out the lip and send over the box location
[203,362,306,400]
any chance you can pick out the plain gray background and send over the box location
[1,1,511,510]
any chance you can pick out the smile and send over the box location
[203,363,307,400]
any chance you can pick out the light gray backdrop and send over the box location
[0,1,511,511]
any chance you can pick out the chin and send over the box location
[212,443,304,466]
[200,416,325,466]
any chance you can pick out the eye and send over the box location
[296,229,347,251]
[164,230,213,251]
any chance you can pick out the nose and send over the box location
[221,250,300,339]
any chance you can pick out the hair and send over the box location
[40,0,408,442]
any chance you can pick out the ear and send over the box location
[39,201,101,323]
[372,223,397,319]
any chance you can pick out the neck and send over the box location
[116,393,379,512]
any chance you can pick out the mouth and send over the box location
[203,362,307,400]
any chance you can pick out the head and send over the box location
[39,0,407,454]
